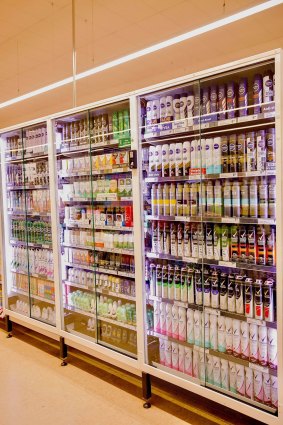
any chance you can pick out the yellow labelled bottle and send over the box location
[157,184,163,216]
[237,133,246,172]
[163,222,170,255]
[169,183,176,216]
[266,225,276,266]
[151,184,158,216]
[199,181,206,217]
[161,144,169,177]
[163,183,170,216]
[268,177,276,219]
[183,141,191,176]
[240,179,249,217]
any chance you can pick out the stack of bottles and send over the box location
[64,247,135,274]
[150,178,275,219]
[64,205,133,228]
[60,108,130,149]
[148,221,276,266]
[146,262,276,321]
[146,129,275,177]
[67,290,96,313]
[11,246,54,280]
[61,175,132,200]
[63,229,134,251]
[13,300,56,324]
[145,69,275,127]
[99,323,137,350]
[6,162,49,186]
[11,219,52,244]
[97,296,136,326]
[8,189,51,213]
[12,272,55,300]
[60,150,129,175]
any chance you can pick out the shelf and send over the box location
[147,295,193,310]
[66,326,97,342]
[11,268,54,282]
[63,280,136,302]
[60,166,131,178]
[97,315,136,331]
[96,288,135,302]
[8,210,51,218]
[97,339,137,359]
[151,361,201,385]
[64,304,96,318]
[65,220,133,232]
[144,170,276,183]
[63,262,135,279]
[142,109,275,142]
[63,280,93,291]
[58,139,121,155]
[7,184,49,191]
[146,215,276,225]
[205,383,277,414]
[62,242,134,256]
[5,152,48,163]
[11,288,55,304]
[203,306,277,329]
[148,330,277,376]
[10,240,52,249]
[64,196,133,203]
[145,252,276,273]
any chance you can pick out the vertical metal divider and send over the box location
[275,50,283,421]
[0,136,8,313]
[129,94,146,368]
[22,128,32,319]
[47,118,63,332]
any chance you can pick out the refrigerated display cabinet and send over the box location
[52,98,139,360]
[0,123,57,329]
[136,50,282,424]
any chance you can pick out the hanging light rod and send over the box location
[0,0,282,110]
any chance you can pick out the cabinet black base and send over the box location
[61,360,68,367]
[6,332,12,338]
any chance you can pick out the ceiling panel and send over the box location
[0,0,282,128]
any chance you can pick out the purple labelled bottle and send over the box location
[253,74,263,114]
[218,84,226,120]
[238,78,248,117]
[227,81,237,119]
[187,90,195,118]
[221,136,229,173]
[263,70,274,103]
[237,133,246,172]
[202,87,210,116]
[266,127,276,171]
[210,85,218,113]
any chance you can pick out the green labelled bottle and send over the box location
[112,112,119,138]
[123,110,130,138]
[221,224,230,261]
[213,224,222,260]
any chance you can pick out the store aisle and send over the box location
[0,329,191,425]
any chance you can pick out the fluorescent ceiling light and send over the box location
[0,0,282,109]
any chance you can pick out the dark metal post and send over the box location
[142,372,152,408]
[5,315,12,338]
[59,336,68,366]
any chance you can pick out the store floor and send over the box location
[0,325,265,425]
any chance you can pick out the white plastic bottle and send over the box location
[187,308,194,344]
[172,305,179,339]
[165,303,172,337]
[159,302,166,335]
[178,306,187,342]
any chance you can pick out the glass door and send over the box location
[1,124,56,325]
[54,100,137,358]
[199,60,277,412]
[139,80,207,383]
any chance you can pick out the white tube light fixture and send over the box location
[0,0,282,109]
